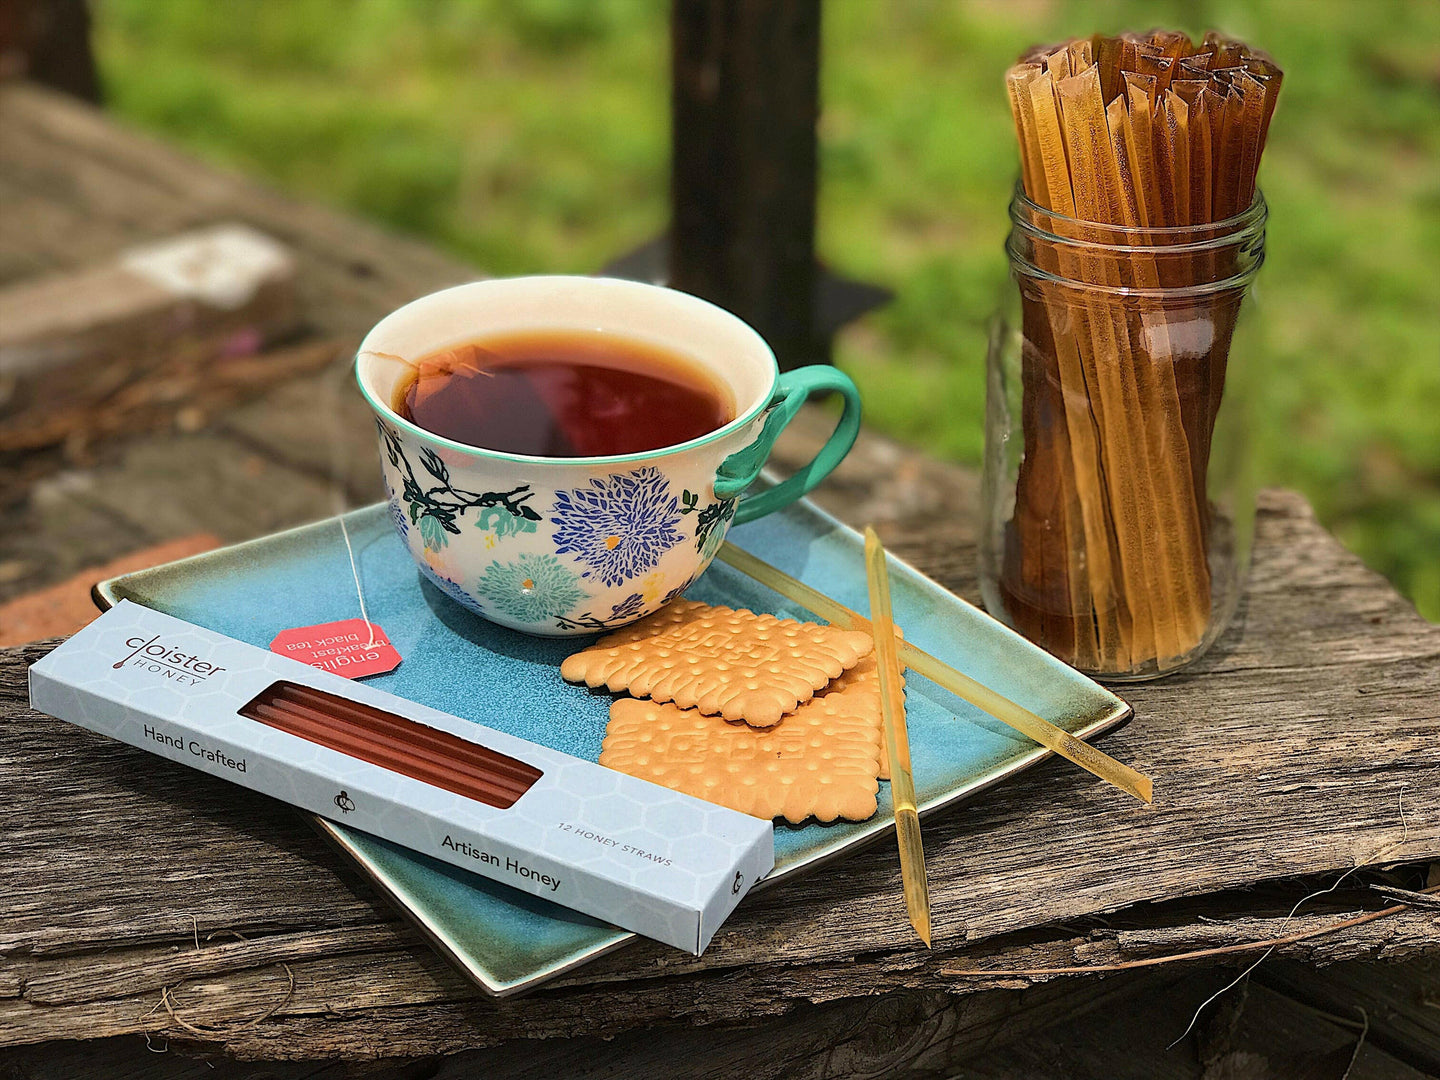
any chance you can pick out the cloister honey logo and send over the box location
[113,634,226,687]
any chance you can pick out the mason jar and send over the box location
[980,189,1266,680]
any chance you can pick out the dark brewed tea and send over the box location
[393,329,734,457]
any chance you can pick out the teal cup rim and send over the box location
[354,276,780,468]
[356,275,863,538]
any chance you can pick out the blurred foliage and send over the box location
[93,0,1439,620]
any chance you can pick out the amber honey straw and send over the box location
[716,543,1153,804]
[1025,68,1128,667]
[865,527,931,947]
[241,682,542,809]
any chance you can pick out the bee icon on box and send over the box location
[334,790,355,814]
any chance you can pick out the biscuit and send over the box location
[582,598,714,648]
[813,651,898,781]
[600,697,881,823]
[560,602,875,728]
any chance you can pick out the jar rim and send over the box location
[1006,240,1266,299]
[1009,184,1267,255]
[1007,183,1266,299]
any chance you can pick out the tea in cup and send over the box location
[355,276,860,636]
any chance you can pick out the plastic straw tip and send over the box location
[912,915,932,948]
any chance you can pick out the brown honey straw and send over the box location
[246,700,532,805]
[1003,29,1281,674]
[248,699,535,801]
[277,683,543,789]
[241,682,543,809]
[271,693,539,794]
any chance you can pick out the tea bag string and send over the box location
[328,351,378,649]
[335,346,494,647]
[338,514,378,649]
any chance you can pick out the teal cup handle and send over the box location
[713,365,862,526]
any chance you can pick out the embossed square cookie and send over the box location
[600,697,882,823]
[560,602,875,728]
[813,651,897,781]
[586,598,713,647]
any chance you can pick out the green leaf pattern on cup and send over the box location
[680,489,738,559]
[476,504,538,539]
[378,420,540,552]
[417,513,448,552]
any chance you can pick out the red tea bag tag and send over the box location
[270,619,401,679]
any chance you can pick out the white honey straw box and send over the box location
[29,601,774,954]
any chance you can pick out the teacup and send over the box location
[355,276,860,636]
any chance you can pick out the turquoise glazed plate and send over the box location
[96,497,1131,996]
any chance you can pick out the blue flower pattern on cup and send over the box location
[607,591,647,622]
[386,495,410,539]
[551,467,685,587]
[476,553,587,624]
[660,575,696,608]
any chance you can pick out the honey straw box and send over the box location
[28,601,774,954]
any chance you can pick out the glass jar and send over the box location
[980,188,1266,680]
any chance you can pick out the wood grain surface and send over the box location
[1,83,1437,1066]
[2,486,1437,1058]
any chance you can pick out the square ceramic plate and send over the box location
[96,496,1131,996]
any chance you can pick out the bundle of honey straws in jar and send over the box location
[981,31,1283,679]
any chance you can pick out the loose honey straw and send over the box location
[715,543,1153,805]
[864,527,931,947]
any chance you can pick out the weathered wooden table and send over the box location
[2,85,1438,1079]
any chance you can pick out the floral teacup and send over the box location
[355,276,860,636]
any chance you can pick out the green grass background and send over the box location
[92,0,1440,620]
